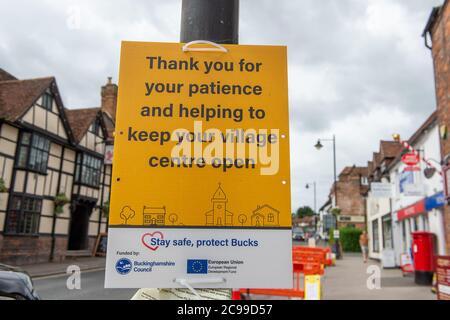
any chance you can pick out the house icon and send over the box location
[143,206,166,226]
[251,205,280,227]
[205,184,233,226]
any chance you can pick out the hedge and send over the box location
[339,227,363,252]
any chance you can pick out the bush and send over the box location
[54,193,70,215]
[339,227,363,252]
[328,228,335,245]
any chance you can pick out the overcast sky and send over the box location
[0,0,444,212]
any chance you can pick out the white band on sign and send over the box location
[182,40,228,53]
[174,277,227,299]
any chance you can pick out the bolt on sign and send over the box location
[105,41,292,288]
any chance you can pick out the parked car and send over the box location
[0,263,40,300]
[292,231,305,241]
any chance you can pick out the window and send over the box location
[268,213,274,222]
[91,119,101,135]
[16,132,50,173]
[423,215,429,231]
[361,176,368,185]
[372,219,380,253]
[75,153,102,187]
[42,92,53,110]
[5,196,41,235]
[382,215,393,249]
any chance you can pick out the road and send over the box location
[33,269,136,300]
[33,241,307,300]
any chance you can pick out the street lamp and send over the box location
[314,140,323,150]
[314,135,337,208]
[315,135,341,258]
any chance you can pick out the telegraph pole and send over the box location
[180,0,239,44]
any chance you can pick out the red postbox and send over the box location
[412,231,436,285]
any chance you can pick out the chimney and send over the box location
[101,77,118,120]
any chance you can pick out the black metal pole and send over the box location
[180,0,239,44]
[313,182,317,214]
[333,135,337,207]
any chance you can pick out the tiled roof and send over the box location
[367,161,373,175]
[339,165,368,177]
[0,68,17,81]
[65,107,101,143]
[0,77,53,121]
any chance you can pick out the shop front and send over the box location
[395,192,446,267]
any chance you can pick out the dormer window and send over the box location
[90,118,101,136]
[42,92,53,111]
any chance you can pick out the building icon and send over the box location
[205,184,233,226]
[143,206,166,226]
[251,205,280,227]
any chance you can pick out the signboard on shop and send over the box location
[401,152,420,166]
[104,144,114,165]
[399,171,423,197]
[104,41,292,288]
[370,182,392,198]
[436,256,450,300]
[397,200,425,221]
[425,192,445,211]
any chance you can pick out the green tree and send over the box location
[296,206,315,218]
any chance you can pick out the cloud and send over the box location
[0,0,444,211]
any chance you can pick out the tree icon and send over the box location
[120,206,135,224]
[169,213,178,225]
[238,214,247,226]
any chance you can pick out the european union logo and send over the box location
[187,259,208,274]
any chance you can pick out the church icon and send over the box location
[205,184,234,226]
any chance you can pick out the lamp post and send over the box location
[315,135,341,258]
[314,135,337,208]
[305,182,317,214]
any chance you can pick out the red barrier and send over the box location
[239,246,329,299]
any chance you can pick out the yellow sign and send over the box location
[109,41,291,229]
[304,275,321,300]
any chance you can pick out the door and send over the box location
[68,202,94,250]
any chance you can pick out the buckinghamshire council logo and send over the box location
[115,258,132,275]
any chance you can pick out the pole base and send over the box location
[414,271,433,285]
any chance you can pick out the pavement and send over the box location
[20,257,107,278]
[322,253,436,300]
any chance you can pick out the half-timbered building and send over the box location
[0,69,115,264]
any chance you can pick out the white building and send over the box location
[389,112,446,263]
[366,111,446,266]
[366,141,403,262]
